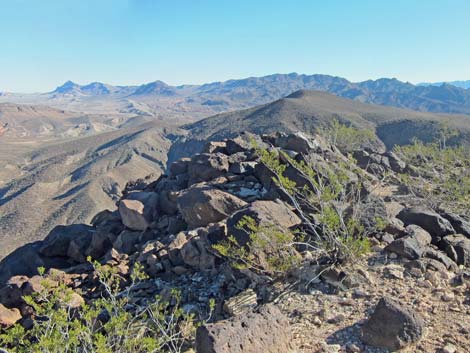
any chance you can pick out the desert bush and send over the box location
[394,139,470,212]
[251,142,374,263]
[0,261,204,353]
[213,215,301,276]
[319,118,376,152]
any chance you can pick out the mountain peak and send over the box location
[52,80,81,94]
[132,80,176,96]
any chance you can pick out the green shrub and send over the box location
[319,118,376,152]
[251,141,373,263]
[0,262,202,353]
[394,139,470,212]
[213,215,300,275]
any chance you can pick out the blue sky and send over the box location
[1,0,469,92]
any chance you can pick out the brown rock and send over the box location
[188,153,229,185]
[0,304,21,327]
[196,304,295,353]
[227,200,301,246]
[118,192,158,231]
[177,185,247,228]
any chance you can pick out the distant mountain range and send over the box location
[2,73,470,118]
[418,80,470,89]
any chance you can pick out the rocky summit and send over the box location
[0,131,469,353]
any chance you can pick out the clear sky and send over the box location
[1,0,469,92]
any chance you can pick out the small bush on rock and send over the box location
[213,216,300,275]
[253,141,373,263]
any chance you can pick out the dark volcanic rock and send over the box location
[441,212,470,238]
[384,225,432,259]
[361,297,424,351]
[227,200,301,246]
[195,304,295,353]
[0,243,69,286]
[397,207,455,240]
[274,132,319,154]
[188,153,229,185]
[39,224,94,258]
[441,234,470,266]
[177,185,247,228]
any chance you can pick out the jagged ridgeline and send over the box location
[0,128,468,352]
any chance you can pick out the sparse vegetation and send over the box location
[319,118,376,152]
[251,141,374,263]
[213,215,300,275]
[0,262,204,353]
[394,138,470,212]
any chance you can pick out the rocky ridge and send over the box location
[0,132,468,352]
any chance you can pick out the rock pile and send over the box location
[0,131,468,352]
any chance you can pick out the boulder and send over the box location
[195,304,295,353]
[177,186,247,228]
[180,236,215,270]
[274,132,319,154]
[384,151,406,173]
[227,200,301,246]
[0,304,21,327]
[361,297,424,351]
[202,141,227,154]
[422,248,458,271]
[188,153,229,185]
[441,212,470,238]
[169,157,191,176]
[40,224,94,257]
[113,230,141,255]
[441,234,470,266]
[118,192,158,231]
[225,133,265,155]
[384,225,432,259]
[397,207,455,240]
[0,243,69,286]
[0,276,29,308]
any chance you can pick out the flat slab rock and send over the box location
[196,304,296,353]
